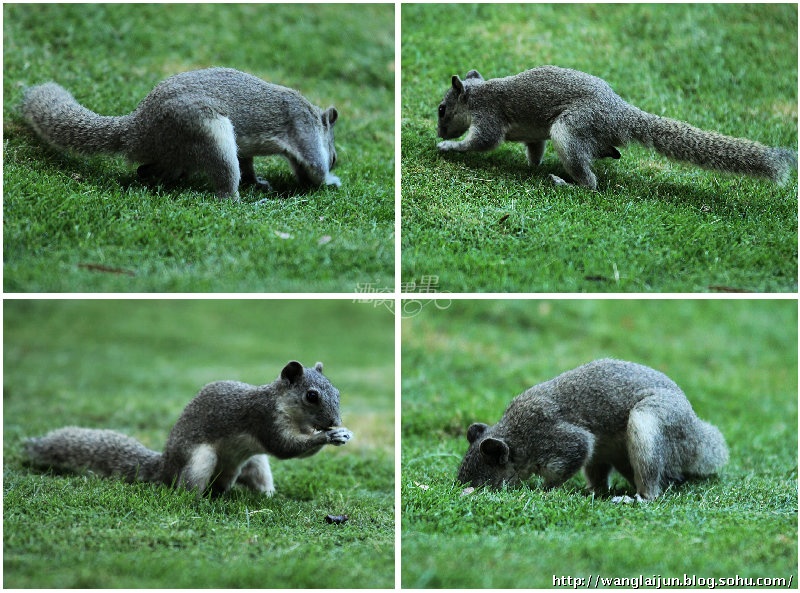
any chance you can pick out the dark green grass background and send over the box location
[402,4,798,293]
[3,4,394,292]
[402,299,797,587]
[3,299,395,588]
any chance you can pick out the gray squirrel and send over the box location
[24,361,353,496]
[437,66,797,189]
[21,67,340,200]
[457,358,728,502]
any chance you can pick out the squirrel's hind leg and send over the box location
[626,405,668,500]
[201,115,241,200]
[549,118,599,189]
[236,454,275,496]
[135,101,241,199]
[180,443,219,494]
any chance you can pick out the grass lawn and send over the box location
[3,4,394,292]
[401,299,797,588]
[401,4,797,293]
[3,299,395,588]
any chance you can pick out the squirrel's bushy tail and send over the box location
[22,83,131,155]
[24,427,163,483]
[684,420,729,477]
[628,110,797,184]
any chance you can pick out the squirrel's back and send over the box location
[508,358,687,431]
[131,68,317,129]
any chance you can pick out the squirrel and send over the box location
[437,66,797,190]
[21,67,340,200]
[457,358,728,502]
[23,361,353,497]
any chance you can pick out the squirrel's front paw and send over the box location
[252,177,272,192]
[611,494,647,504]
[437,140,458,152]
[326,427,353,446]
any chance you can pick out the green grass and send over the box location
[3,299,395,588]
[401,4,798,292]
[3,4,394,292]
[401,299,797,588]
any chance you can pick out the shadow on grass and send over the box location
[427,143,789,208]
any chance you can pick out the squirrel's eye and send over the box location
[305,390,320,404]
[438,104,446,118]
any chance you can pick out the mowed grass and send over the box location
[401,299,797,588]
[3,4,394,292]
[3,300,395,588]
[401,4,797,293]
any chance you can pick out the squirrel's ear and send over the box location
[465,70,483,81]
[323,107,338,127]
[451,75,465,95]
[281,361,305,384]
[479,437,510,466]
[314,361,324,373]
[467,422,489,444]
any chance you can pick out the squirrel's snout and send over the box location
[314,418,342,432]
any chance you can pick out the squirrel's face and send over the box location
[457,422,521,489]
[280,361,343,433]
[437,88,471,140]
[322,107,338,171]
[437,71,483,139]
